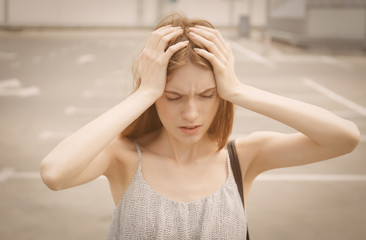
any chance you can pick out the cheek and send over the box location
[204,98,220,119]
[155,99,176,125]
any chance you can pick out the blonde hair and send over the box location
[122,13,234,150]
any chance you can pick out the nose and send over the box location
[182,98,199,122]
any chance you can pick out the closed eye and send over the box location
[165,95,182,101]
[200,91,216,98]
[200,93,215,98]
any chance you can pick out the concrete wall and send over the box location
[268,0,366,46]
[0,0,258,27]
[307,8,366,39]
[1,0,157,27]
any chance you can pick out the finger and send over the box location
[157,28,184,52]
[147,26,180,49]
[189,31,226,62]
[192,25,226,44]
[193,47,222,69]
[191,25,229,53]
[162,40,189,62]
[154,24,172,31]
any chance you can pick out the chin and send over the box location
[174,132,206,145]
[163,126,208,145]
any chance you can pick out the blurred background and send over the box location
[0,0,365,239]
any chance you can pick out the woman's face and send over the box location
[155,63,219,144]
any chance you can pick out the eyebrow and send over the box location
[164,87,216,95]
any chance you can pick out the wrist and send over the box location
[135,87,162,102]
[219,78,243,102]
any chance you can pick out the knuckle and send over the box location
[156,58,166,67]
[149,32,156,38]
[161,36,169,44]
[151,31,161,38]
[166,46,175,53]
[140,51,154,61]
[166,46,177,56]
[208,32,216,40]
[140,49,149,57]
[207,41,215,49]
[213,29,220,35]
[207,33,215,41]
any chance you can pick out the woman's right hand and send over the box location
[137,25,188,98]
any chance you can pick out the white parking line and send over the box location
[271,55,352,71]
[321,56,352,71]
[303,78,366,117]
[0,86,41,97]
[0,51,17,60]
[0,168,15,182]
[229,41,277,70]
[256,174,366,182]
[0,78,41,97]
[0,78,22,88]
[230,133,366,142]
[235,109,364,119]
[77,54,96,64]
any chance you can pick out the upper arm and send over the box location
[237,131,355,177]
[65,143,115,188]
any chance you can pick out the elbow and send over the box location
[40,162,63,191]
[340,122,361,154]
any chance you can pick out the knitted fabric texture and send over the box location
[106,143,247,239]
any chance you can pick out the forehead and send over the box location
[166,64,216,92]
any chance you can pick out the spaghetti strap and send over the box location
[226,149,232,177]
[134,141,142,170]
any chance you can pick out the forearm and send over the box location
[41,88,158,180]
[228,83,360,150]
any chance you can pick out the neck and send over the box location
[157,128,217,165]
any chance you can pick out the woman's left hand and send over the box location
[189,25,240,100]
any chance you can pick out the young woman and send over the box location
[40,13,360,239]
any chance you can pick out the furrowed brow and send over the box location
[164,90,182,95]
[164,87,216,95]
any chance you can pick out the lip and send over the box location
[179,125,201,135]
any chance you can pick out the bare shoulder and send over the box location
[105,131,160,177]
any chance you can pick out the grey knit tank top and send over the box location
[106,142,247,239]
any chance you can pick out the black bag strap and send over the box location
[227,140,244,205]
[227,140,250,240]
